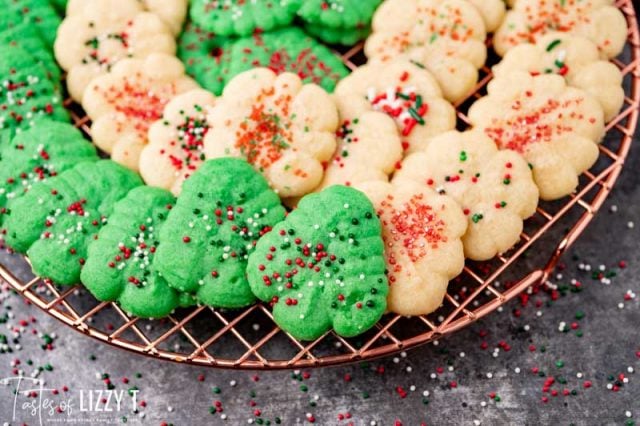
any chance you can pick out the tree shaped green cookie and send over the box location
[247,186,388,341]
[298,0,382,45]
[154,158,286,308]
[81,187,183,318]
[0,24,61,82]
[0,122,98,228]
[1,0,62,48]
[178,25,348,95]
[0,43,68,136]
[3,161,143,285]
[190,0,301,37]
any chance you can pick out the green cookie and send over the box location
[0,24,61,82]
[3,161,143,285]
[48,0,68,15]
[298,0,381,45]
[178,25,348,95]
[82,187,182,319]
[0,122,98,229]
[190,0,301,37]
[1,0,61,48]
[0,43,69,137]
[247,186,388,341]
[154,158,286,308]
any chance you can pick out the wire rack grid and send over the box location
[0,0,639,369]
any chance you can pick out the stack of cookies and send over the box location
[0,0,629,341]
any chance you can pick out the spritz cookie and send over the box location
[394,130,539,261]
[356,180,466,316]
[55,0,176,102]
[334,60,456,154]
[82,53,198,171]
[493,33,624,122]
[140,89,217,195]
[468,71,605,201]
[204,68,339,198]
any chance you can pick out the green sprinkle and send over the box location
[556,360,564,368]
[546,39,562,52]
[575,310,585,320]
[212,387,221,394]
[471,213,484,224]
[408,107,425,125]
[459,151,467,162]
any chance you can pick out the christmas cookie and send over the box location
[140,89,217,195]
[204,68,339,198]
[0,122,98,229]
[297,0,382,45]
[81,187,182,318]
[334,60,456,154]
[0,24,61,82]
[1,0,61,48]
[493,33,624,122]
[190,0,301,37]
[315,110,402,191]
[356,180,466,316]
[0,43,68,137]
[3,161,143,284]
[154,158,286,308]
[494,0,627,59]
[468,71,605,201]
[82,53,199,171]
[394,130,539,261]
[466,0,506,32]
[178,26,349,96]
[365,0,487,69]
[55,0,176,102]
[247,185,388,341]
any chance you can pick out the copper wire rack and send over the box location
[1,1,639,369]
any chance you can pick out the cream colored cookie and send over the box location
[203,68,339,198]
[467,0,506,32]
[55,0,176,102]
[334,60,456,155]
[139,89,217,195]
[394,130,539,261]
[67,0,187,35]
[82,54,199,171]
[366,0,487,69]
[494,33,624,122]
[468,71,605,201]
[400,47,479,104]
[356,180,466,316]
[494,0,627,59]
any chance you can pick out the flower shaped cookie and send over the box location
[365,0,487,69]
[468,71,605,201]
[204,68,339,198]
[494,33,624,122]
[394,130,539,261]
[55,0,176,102]
[82,53,199,171]
[334,60,456,154]
[356,180,466,316]
[494,0,628,59]
[140,89,217,195]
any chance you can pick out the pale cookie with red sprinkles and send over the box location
[365,0,487,69]
[394,130,539,261]
[334,60,456,155]
[203,68,339,198]
[493,33,624,122]
[55,0,176,102]
[468,71,605,201]
[82,53,199,171]
[356,180,466,316]
[140,89,217,195]
[314,108,401,191]
[494,0,628,59]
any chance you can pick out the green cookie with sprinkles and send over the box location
[82,187,183,319]
[0,121,98,229]
[190,0,302,37]
[154,158,287,308]
[1,0,62,48]
[3,161,143,285]
[0,25,61,82]
[178,25,348,95]
[298,0,382,45]
[247,185,388,341]
[0,43,69,137]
